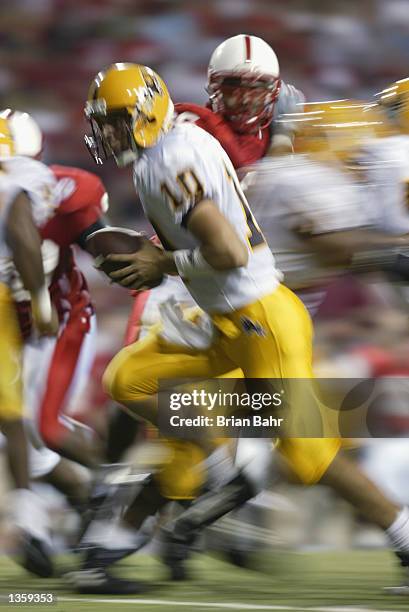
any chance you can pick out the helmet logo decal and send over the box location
[141,68,163,96]
[136,67,164,114]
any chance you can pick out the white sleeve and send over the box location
[356,139,409,234]
[0,177,22,239]
[2,157,57,228]
[0,179,22,217]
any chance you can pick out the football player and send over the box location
[177,34,303,163]
[124,33,302,348]
[163,100,409,584]
[117,34,303,461]
[3,109,108,471]
[71,64,409,594]
[0,115,59,577]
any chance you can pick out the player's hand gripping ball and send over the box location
[86,227,164,289]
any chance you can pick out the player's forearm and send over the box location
[308,229,409,281]
[307,230,409,267]
[5,193,47,294]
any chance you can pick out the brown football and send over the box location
[86,227,164,289]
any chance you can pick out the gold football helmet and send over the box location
[282,99,388,160]
[85,63,174,166]
[0,114,15,160]
[375,78,409,134]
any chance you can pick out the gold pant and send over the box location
[104,285,341,493]
[0,283,23,420]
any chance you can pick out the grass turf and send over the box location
[0,550,408,611]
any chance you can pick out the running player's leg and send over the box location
[103,327,235,426]
[166,286,409,576]
[73,327,236,585]
[0,284,53,577]
[223,286,409,579]
[36,312,101,468]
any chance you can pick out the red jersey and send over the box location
[17,165,107,338]
[41,165,107,247]
[175,103,270,169]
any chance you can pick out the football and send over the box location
[86,227,164,289]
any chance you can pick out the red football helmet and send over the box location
[207,34,281,134]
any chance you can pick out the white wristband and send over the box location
[173,248,213,278]
[32,285,52,323]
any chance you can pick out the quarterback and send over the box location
[71,63,409,596]
[125,34,303,348]
[76,61,316,592]
[85,63,309,408]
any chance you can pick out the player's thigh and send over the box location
[278,438,342,485]
[0,285,23,421]
[103,328,234,402]
[217,284,313,379]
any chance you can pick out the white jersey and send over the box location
[358,135,409,234]
[0,156,57,286]
[133,123,281,314]
[0,173,21,244]
[244,155,367,290]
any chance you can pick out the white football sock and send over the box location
[386,506,409,553]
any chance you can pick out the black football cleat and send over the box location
[161,528,192,581]
[224,547,251,569]
[65,567,145,595]
[19,534,54,578]
[161,473,254,581]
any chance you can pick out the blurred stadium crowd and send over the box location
[2,0,409,165]
[3,0,409,600]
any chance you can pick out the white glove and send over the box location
[159,296,216,350]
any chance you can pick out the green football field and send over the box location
[1,550,409,612]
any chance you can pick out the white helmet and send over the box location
[1,109,43,158]
[207,34,281,133]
